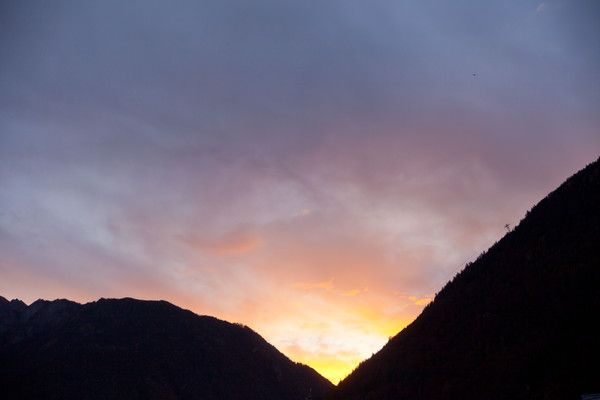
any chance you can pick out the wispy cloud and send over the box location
[293,278,335,291]
[176,229,264,257]
[293,278,365,297]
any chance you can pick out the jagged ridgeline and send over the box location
[0,297,333,400]
[330,156,600,400]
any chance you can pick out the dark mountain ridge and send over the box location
[0,297,333,399]
[331,156,600,400]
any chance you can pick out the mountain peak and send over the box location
[0,297,333,399]
[331,156,600,399]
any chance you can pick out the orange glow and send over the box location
[272,308,417,383]
[3,238,435,384]
[296,354,364,384]
[0,160,499,386]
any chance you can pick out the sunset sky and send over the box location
[1,0,599,383]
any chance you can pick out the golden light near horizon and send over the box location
[277,312,421,383]
[299,354,365,384]
[209,273,434,383]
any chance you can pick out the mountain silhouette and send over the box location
[330,156,600,400]
[0,297,333,399]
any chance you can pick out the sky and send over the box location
[1,0,599,383]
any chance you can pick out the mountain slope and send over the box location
[0,297,333,400]
[331,156,600,400]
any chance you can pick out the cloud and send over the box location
[394,293,434,306]
[293,209,312,218]
[536,3,546,13]
[177,228,264,257]
[293,278,364,297]
[293,278,335,291]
